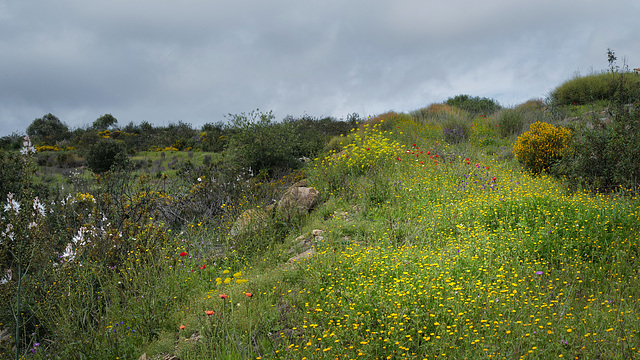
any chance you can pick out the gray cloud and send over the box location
[1,0,639,135]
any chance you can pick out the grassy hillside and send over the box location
[143,114,639,359]
[2,92,639,359]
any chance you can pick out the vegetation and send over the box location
[514,122,572,174]
[444,94,502,116]
[1,52,639,359]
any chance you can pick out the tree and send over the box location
[86,139,128,174]
[26,113,70,145]
[92,114,118,131]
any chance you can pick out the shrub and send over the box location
[441,112,472,144]
[549,72,640,107]
[514,122,571,174]
[553,104,640,192]
[445,94,502,116]
[86,139,128,174]
[496,109,525,138]
[224,110,300,173]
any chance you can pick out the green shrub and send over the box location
[445,94,502,116]
[224,110,301,173]
[496,109,525,138]
[553,104,640,191]
[442,112,472,143]
[514,122,571,174]
[86,139,128,174]
[549,72,640,107]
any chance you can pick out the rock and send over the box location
[277,186,319,214]
[288,248,315,263]
[312,229,324,236]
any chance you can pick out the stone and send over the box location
[277,186,319,213]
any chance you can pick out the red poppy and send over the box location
[492,177,497,181]
[205,310,214,316]
[366,148,370,151]
[466,161,470,165]
[426,151,431,155]
[180,324,186,330]
[219,294,228,300]
[200,264,206,270]
[464,158,469,161]
[180,252,187,257]
[244,292,253,298]
[396,157,401,161]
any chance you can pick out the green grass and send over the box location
[140,115,640,359]
[3,104,640,360]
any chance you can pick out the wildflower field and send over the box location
[2,96,640,359]
[164,115,640,359]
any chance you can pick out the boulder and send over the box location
[277,186,319,214]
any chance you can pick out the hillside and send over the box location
[1,81,640,359]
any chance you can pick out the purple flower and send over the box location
[535,271,544,275]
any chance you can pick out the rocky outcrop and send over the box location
[287,229,324,263]
[230,181,320,237]
[277,185,319,215]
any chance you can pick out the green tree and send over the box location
[26,113,70,145]
[224,110,298,173]
[92,114,118,131]
[445,95,502,116]
[86,139,128,174]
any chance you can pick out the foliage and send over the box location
[92,114,118,131]
[0,133,24,151]
[26,113,70,145]
[445,94,502,115]
[224,110,298,173]
[548,72,640,107]
[223,111,353,174]
[494,102,553,139]
[550,50,640,192]
[441,111,472,143]
[552,103,640,192]
[86,139,128,174]
[514,121,571,174]
[200,122,227,152]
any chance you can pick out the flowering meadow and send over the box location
[2,104,639,359]
[159,113,640,359]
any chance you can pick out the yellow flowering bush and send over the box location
[320,123,400,176]
[514,121,571,174]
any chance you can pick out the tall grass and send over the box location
[2,103,639,359]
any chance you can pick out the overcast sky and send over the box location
[1,0,639,136]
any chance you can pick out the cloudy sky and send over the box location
[1,0,639,136]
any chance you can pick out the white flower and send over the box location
[20,136,36,155]
[61,243,75,261]
[33,197,46,217]
[3,193,20,214]
[1,223,14,242]
[0,270,12,285]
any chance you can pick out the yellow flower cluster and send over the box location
[74,192,95,203]
[514,121,571,174]
[36,145,75,152]
[150,146,180,152]
[317,122,401,176]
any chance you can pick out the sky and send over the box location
[1,0,639,136]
